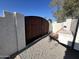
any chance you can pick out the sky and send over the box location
[0,0,57,21]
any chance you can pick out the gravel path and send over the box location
[15,36,79,59]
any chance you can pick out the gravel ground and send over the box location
[15,36,79,59]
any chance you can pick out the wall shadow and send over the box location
[64,41,79,59]
[26,33,50,49]
[49,33,60,43]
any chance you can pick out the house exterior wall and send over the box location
[52,18,73,34]
[57,18,79,49]
[0,11,25,57]
[58,31,73,46]
[63,18,72,31]
[55,18,75,46]
[70,19,78,35]
[52,18,76,32]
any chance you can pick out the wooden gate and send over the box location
[25,16,49,45]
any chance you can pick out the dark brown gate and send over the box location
[25,16,49,45]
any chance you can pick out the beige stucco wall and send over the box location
[0,11,25,57]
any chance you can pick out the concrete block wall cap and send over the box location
[0,10,16,18]
[14,12,17,15]
[0,10,6,17]
[3,10,12,14]
[13,12,17,17]
[2,10,24,17]
[13,12,24,16]
[3,10,15,18]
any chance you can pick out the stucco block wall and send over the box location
[0,11,17,57]
[0,11,25,57]
[14,12,25,51]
